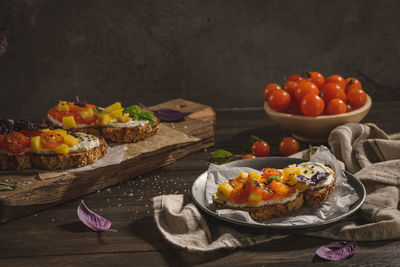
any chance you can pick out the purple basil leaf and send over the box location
[13,119,40,131]
[311,172,330,184]
[153,108,191,122]
[316,241,357,261]
[0,119,14,134]
[0,34,7,56]
[296,175,316,186]
[77,200,117,232]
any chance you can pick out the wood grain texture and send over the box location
[0,99,215,222]
[1,100,399,266]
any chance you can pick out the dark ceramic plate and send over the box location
[191,157,366,229]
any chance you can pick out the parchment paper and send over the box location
[205,146,359,226]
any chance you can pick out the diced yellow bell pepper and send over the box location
[30,136,41,153]
[110,108,124,118]
[41,128,51,133]
[104,102,122,113]
[216,182,233,201]
[282,167,302,185]
[248,172,262,180]
[79,108,95,119]
[53,129,67,137]
[117,113,130,122]
[62,116,77,130]
[55,144,69,154]
[295,182,308,192]
[248,191,262,207]
[97,113,112,126]
[58,101,70,112]
[64,134,78,147]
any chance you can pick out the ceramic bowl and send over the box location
[264,94,372,142]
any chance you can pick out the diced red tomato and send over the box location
[48,103,97,125]
[262,168,282,179]
[268,180,291,195]
[230,183,252,204]
[68,102,85,113]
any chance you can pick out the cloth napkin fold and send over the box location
[152,123,400,251]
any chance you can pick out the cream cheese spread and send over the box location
[105,119,149,128]
[294,162,335,189]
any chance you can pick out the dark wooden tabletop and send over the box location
[1,100,400,266]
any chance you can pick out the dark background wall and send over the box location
[0,0,399,120]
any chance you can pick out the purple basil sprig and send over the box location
[296,172,330,186]
[295,175,315,185]
[311,172,330,184]
[0,34,7,56]
[316,241,357,261]
[153,108,191,122]
[77,200,117,232]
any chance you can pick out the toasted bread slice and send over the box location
[43,117,160,143]
[304,171,336,207]
[0,137,107,171]
[214,192,304,221]
[0,153,32,171]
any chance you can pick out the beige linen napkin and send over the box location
[307,123,400,241]
[152,123,400,251]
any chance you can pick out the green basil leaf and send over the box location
[0,181,18,191]
[138,111,155,125]
[93,107,107,114]
[208,149,233,164]
[309,145,318,158]
[124,105,142,119]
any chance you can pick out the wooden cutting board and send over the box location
[0,98,215,223]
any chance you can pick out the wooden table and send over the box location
[1,100,400,266]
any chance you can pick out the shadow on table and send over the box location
[130,216,232,266]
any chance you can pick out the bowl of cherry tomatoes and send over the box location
[263,72,371,142]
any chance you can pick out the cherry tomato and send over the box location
[242,154,256,159]
[19,129,41,138]
[294,80,319,102]
[322,83,347,103]
[326,98,347,115]
[347,88,367,109]
[307,72,325,88]
[263,83,282,102]
[3,132,31,154]
[251,141,270,157]
[283,81,299,98]
[346,103,354,112]
[40,131,64,150]
[267,89,291,112]
[262,168,282,179]
[286,100,303,115]
[279,137,300,156]
[345,77,362,93]
[287,74,302,81]
[300,93,325,117]
[325,75,346,90]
